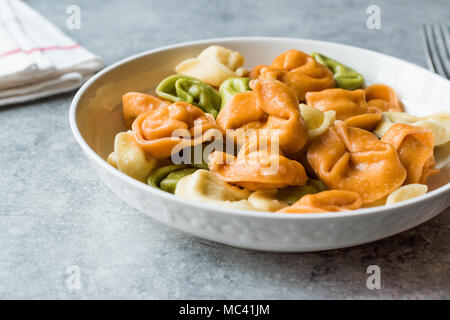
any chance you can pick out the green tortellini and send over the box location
[312,52,364,90]
[148,164,199,194]
[219,77,251,109]
[156,74,221,117]
[277,179,327,205]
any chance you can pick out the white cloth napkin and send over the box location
[0,0,104,106]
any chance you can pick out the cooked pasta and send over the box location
[299,104,336,141]
[156,74,221,117]
[208,141,308,191]
[307,120,406,203]
[365,84,403,112]
[107,45,447,213]
[122,92,169,128]
[132,102,222,159]
[374,111,450,146]
[381,123,438,184]
[148,164,199,193]
[175,45,247,87]
[278,190,362,213]
[175,170,289,212]
[175,169,257,211]
[306,88,382,131]
[251,49,335,101]
[216,79,308,154]
[385,184,428,205]
[311,52,364,90]
[219,77,251,109]
[277,179,327,205]
[107,131,157,182]
[434,141,450,169]
[247,189,289,212]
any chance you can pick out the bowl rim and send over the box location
[69,36,450,220]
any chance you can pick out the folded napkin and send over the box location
[0,0,104,106]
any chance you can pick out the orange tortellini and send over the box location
[306,88,382,131]
[216,79,308,155]
[278,190,362,213]
[132,102,222,159]
[208,140,308,191]
[250,49,335,101]
[365,84,403,112]
[374,111,450,146]
[307,120,407,203]
[381,123,438,184]
[122,92,169,128]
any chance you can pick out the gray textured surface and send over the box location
[1,0,449,299]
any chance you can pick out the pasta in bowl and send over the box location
[70,37,450,251]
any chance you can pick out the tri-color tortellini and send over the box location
[219,77,251,109]
[122,92,169,128]
[148,164,200,194]
[250,49,335,101]
[381,123,437,184]
[374,111,450,145]
[106,45,448,214]
[175,169,289,211]
[311,52,364,90]
[132,101,222,159]
[277,179,327,205]
[107,131,157,182]
[156,75,221,117]
[365,84,404,112]
[175,45,248,87]
[278,190,363,213]
[375,111,450,170]
[306,88,382,131]
[307,120,407,203]
[216,79,309,154]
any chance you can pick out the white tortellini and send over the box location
[374,111,450,146]
[175,45,248,87]
[385,184,428,205]
[107,131,157,182]
[247,189,288,212]
[175,169,254,210]
[299,104,336,141]
[175,169,287,212]
[434,141,450,169]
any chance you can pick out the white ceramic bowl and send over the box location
[69,37,450,252]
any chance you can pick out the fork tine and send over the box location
[421,24,437,73]
[434,24,450,78]
[421,23,447,78]
[440,23,450,59]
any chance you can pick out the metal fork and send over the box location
[421,23,450,79]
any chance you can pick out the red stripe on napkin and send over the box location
[0,44,81,58]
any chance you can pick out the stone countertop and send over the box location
[0,0,449,299]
